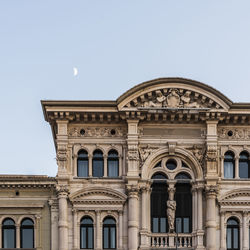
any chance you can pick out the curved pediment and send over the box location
[219,188,250,206]
[117,78,232,111]
[69,187,127,205]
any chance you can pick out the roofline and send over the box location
[116,77,233,107]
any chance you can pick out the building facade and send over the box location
[0,78,250,250]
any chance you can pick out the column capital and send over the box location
[126,184,139,198]
[243,210,249,217]
[205,185,218,197]
[56,185,70,197]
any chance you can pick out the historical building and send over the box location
[0,78,250,250]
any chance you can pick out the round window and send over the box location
[166,159,177,170]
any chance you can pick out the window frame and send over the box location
[2,218,16,249]
[92,150,104,177]
[77,150,89,177]
[224,151,235,179]
[80,216,94,249]
[103,217,116,249]
[20,218,34,249]
[226,217,239,250]
[239,151,250,178]
[107,150,119,177]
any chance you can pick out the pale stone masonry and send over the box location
[1,77,250,250]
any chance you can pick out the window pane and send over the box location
[21,219,33,226]
[176,218,182,233]
[81,217,93,225]
[239,162,248,178]
[108,160,118,177]
[93,160,103,177]
[233,228,238,248]
[88,227,93,249]
[153,218,159,233]
[227,228,231,249]
[224,162,234,178]
[160,218,166,233]
[110,227,116,249]
[183,218,189,233]
[81,227,86,249]
[103,227,109,249]
[3,229,15,248]
[22,228,33,248]
[78,160,88,177]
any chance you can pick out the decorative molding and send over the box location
[125,88,221,110]
[68,127,126,137]
[218,128,250,140]
[139,145,158,167]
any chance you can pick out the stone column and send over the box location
[191,185,197,247]
[16,225,20,248]
[196,185,205,249]
[243,211,248,250]
[220,211,226,250]
[96,211,101,250]
[49,199,59,250]
[127,185,139,250]
[57,185,69,250]
[235,156,239,178]
[118,211,123,249]
[35,215,42,250]
[89,154,93,177]
[220,156,224,178]
[73,209,78,250]
[205,186,217,250]
[119,155,122,177]
[104,154,108,177]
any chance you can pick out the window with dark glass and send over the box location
[227,218,239,250]
[92,150,104,177]
[2,218,16,248]
[21,218,34,248]
[239,151,250,178]
[108,150,119,177]
[175,172,191,180]
[151,173,168,233]
[103,217,116,249]
[174,182,192,233]
[80,217,94,249]
[77,150,89,177]
[166,159,177,170]
[224,151,235,179]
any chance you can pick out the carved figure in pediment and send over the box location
[181,91,202,108]
[143,91,166,108]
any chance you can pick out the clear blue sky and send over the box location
[0,0,250,176]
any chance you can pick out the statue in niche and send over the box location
[166,186,176,233]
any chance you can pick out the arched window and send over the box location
[92,150,104,177]
[21,218,34,248]
[77,150,89,177]
[239,151,250,178]
[227,218,239,250]
[151,173,168,233]
[80,216,94,249]
[224,151,235,179]
[108,150,119,177]
[2,218,16,248]
[175,183,192,233]
[175,172,191,180]
[103,217,116,249]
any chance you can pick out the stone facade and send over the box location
[1,78,250,250]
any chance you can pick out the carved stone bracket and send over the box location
[56,185,70,198]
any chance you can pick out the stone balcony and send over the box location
[151,233,193,249]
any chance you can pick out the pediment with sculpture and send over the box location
[69,187,127,205]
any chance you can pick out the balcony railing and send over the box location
[151,233,192,248]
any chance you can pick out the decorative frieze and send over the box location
[68,127,126,137]
[125,88,221,110]
[218,128,250,140]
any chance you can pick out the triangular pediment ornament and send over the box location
[69,187,127,205]
[124,88,222,110]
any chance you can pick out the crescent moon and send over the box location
[73,67,78,76]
